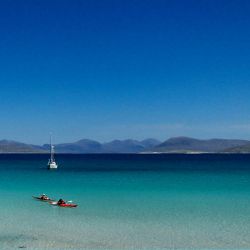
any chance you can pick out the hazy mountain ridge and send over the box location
[0,138,161,153]
[53,138,161,153]
[1,137,250,153]
[150,137,250,153]
[221,143,250,153]
[0,140,46,153]
[46,139,103,153]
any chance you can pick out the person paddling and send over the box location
[40,194,49,200]
[57,198,66,205]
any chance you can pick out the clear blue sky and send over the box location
[0,0,250,144]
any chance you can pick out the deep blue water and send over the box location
[2,153,250,171]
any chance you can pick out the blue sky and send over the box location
[0,0,250,144]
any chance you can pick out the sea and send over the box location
[0,153,250,249]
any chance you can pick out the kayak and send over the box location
[33,196,54,202]
[58,203,78,208]
[49,201,78,208]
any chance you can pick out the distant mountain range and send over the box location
[0,138,161,153]
[1,137,250,153]
[149,137,250,153]
[43,138,161,153]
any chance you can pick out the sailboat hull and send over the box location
[48,162,58,169]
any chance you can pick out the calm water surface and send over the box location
[0,154,250,249]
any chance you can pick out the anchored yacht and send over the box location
[47,135,58,169]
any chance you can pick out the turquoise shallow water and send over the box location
[0,154,250,249]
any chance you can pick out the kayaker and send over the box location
[57,198,66,205]
[40,194,48,200]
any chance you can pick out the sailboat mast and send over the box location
[50,134,54,162]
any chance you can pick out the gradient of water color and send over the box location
[0,154,250,249]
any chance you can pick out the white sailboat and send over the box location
[47,135,58,169]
